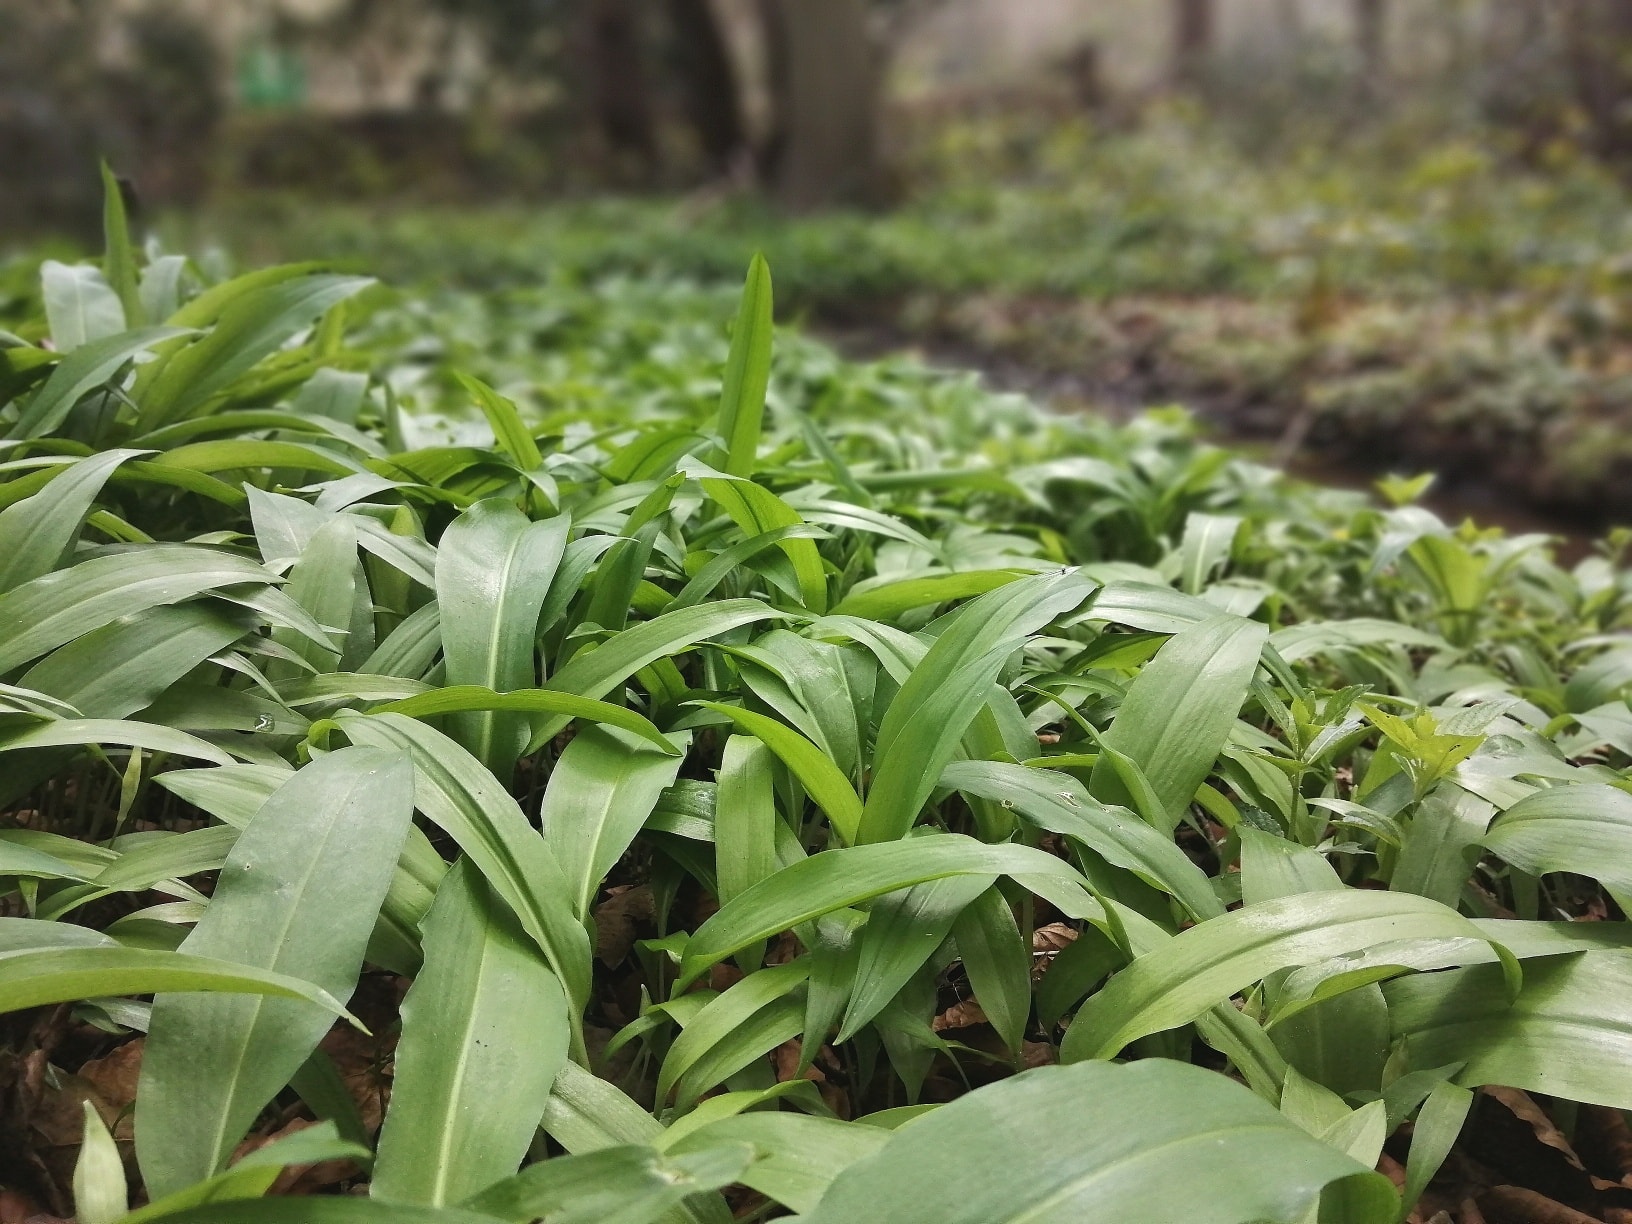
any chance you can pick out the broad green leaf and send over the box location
[668,524,827,611]
[137,273,372,428]
[152,764,291,827]
[136,748,415,1196]
[716,254,773,477]
[1393,785,1493,907]
[0,946,353,1017]
[1402,1080,1472,1218]
[0,717,234,766]
[0,546,279,676]
[1485,782,1632,908]
[1386,951,1632,1109]
[699,703,863,844]
[41,260,124,351]
[802,1060,1395,1224]
[454,372,544,470]
[333,712,593,1019]
[463,1144,755,1224]
[21,603,250,719]
[941,760,1222,920]
[1090,613,1266,833]
[831,570,1024,620]
[0,449,147,592]
[658,958,810,1107]
[541,1062,732,1224]
[373,860,569,1206]
[691,465,827,613]
[437,500,568,775]
[1060,890,1512,1062]
[120,1201,507,1224]
[859,570,1093,844]
[714,734,779,908]
[117,1123,370,1223]
[529,599,781,748]
[666,1113,887,1215]
[679,835,1090,986]
[840,873,990,1041]
[11,327,190,439]
[271,513,357,676]
[376,684,677,755]
[951,884,1031,1055]
[540,724,687,920]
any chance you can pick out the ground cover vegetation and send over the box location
[209,111,1632,524]
[5,176,1632,1222]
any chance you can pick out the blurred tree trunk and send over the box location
[758,0,882,211]
[1353,0,1387,86]
[585,0,658,177]
[667,0,746,174]
[1564,0,1632,159]
[1171,0,1215,87]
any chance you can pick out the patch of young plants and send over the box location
[3,174,1632,1222]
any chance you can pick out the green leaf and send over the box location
[10,327,191,439]
[1402,1080,1472,1218]
[1386,951,1632,1109]
[117,1123,371,1223]
[1485,782,1632,909]
[0,545,278,676]
[1060,890,1512,1062]
[0,946,354,1017]
[376,684,678,756]
[941,760,1223,921]
[41,260,124,351]
[120,1202,508,1224]
[831,571,1025,621]
[270,513,357,676]
[332,712,593,1020]
[951,885,1031,1055]
[74,1099,127,1224]
[463,1144,755,1224]
[436,500,568,775]
[859,570,1093,844]
[529,599,782,749]
[0,448,146,592]
[454,372,544,470]
[101,161,144,328]
[0,718,234,766]
[802,1060,1395,1224]
[137,273,373,428]
[679,835,1090,987]
[840,873,990,1042]
[717,254,773,477]
[658,958,810,1107]
[1090,613,1267,834]
[699,703,863,844]
[541,1062,732,1224]
[540,724,687,921]
[668,525,827,611]
[135,747,415,1197]
[666,1113,886,1215]
[714,735,780,908]
[373,860,569,1206]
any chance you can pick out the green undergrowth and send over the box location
[188,115,1632,519]
[3,175,1632,1222]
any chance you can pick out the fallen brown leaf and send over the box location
[76,1039,142,1118]
[593,885,654,967]
[932,998,987,1032]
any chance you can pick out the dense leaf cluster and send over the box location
[3,179,1632,1222]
